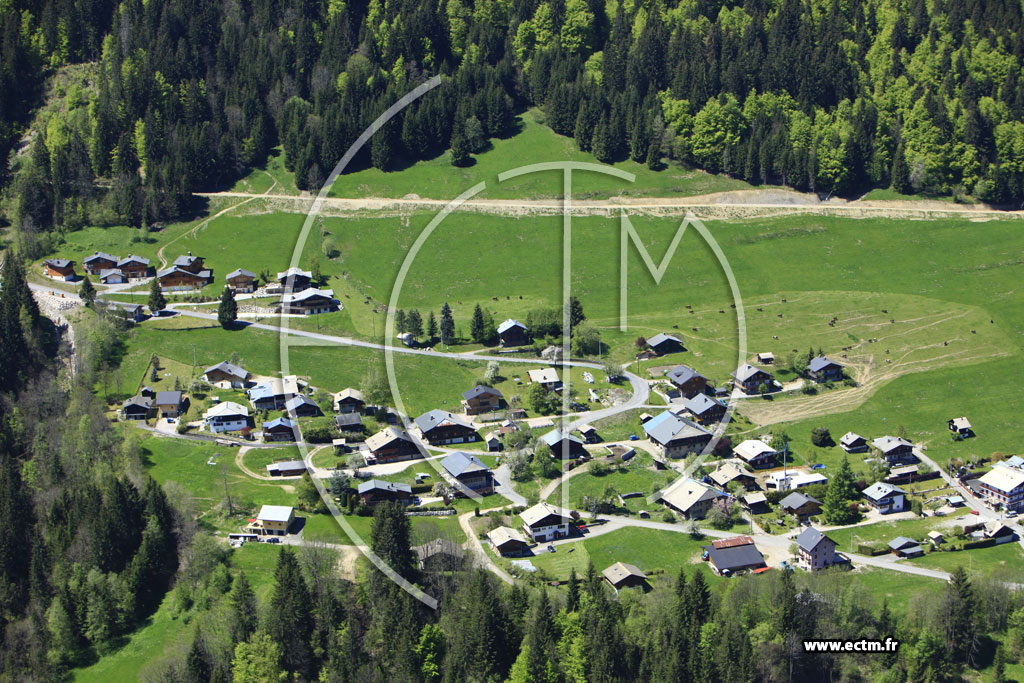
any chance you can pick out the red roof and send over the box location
[711,535,755,549]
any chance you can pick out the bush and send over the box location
[301,417,337,443]
[810,426,834,448]
[662,510,676,524]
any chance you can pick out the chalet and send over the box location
[334,413,364,433]
[684,393,727,425]
[462,385,503,415]
[277,267,312,292]
[840,432,868,453]
[487,526,530,556]
[174,252,206,274]
[577,423,600,443]
[779,492,822,521]
[440,451,495,496]
[154,390,185,418]
[659,478,729,519]
[415,409,479,446]
[497,319,530,347]
[226,268,257,293]
[872,436,915,464]
[741,492,769,514]
[117,255,150,279]
[807,356,844,382]
[520,503,573,542]
[733,440,777,468]
[948,416,973,439]
[83,251,118,275]
[247,505,295,536]
[284,394,323,418]
[266,460,306,476]
[708,462,756,490]
[203,401,250,433]
[602,562,648,590]
[357,479,413,506]
[203,361,250,388]
[862,482,906,513]
[484,432,501,451]
[665,364,708,398]
[703,536,766,576]
[643,411,712,459]
[887,537,924,558]
[646,333,684,356]
[43,258,76,280]
[732,364,774,394]
[247,376,302,411]
[121,396,153,420]
[541,429,588,459]
[157,266,210,291]
[795,527,842,571]
[279,288,335,315]
[365,426,421,464]
[333,388,365,413]
[414,539,464,572]
[527,368,561,390]
[98,269,125,284]
[262,416,297,442]
[977,467,1024,512]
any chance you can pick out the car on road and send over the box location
[1007,510,1018,518]
[166,417,176,424]
[629,434,639,440]
[547,544,555,553]
[265,537,281,544]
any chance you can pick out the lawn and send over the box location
[548,456,677,512]
[908,541,1024,578]
[325,109,754,201]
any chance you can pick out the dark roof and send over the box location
[122,396,152,410]
[666,364,704,385]
[414,409,475,433]
[84,251,118,263]
[808,356,842,372]
[117,254,150,266]
[795,527,832,552]
[226,268,256,279]
[155,390,183,405]
[462,385,503,401]
[263,416,296,430]
[732,364,770,382]
[173,253,203,267]
[335,413,363,428]
[780,492,821,510]
[704,543,765,573]
[441,451,490,477]
[284,394,320,412]
[45,258,73,268]
[685,393,725,415]
[642,411,710,444]
[204,361,248,379]
[648,333,682,347]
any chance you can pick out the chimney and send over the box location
[188,250,192,257]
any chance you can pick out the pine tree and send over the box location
[470,304,486,343]
[450,123,471,167]
[148,276,166,315]
[407,309,423,338]
[79,275,96,305]
[567,567,580,612]
[440,302,455,347]
[268,548,314,675]
[566,296,586,332]
[395,309,407,335]
[217,286,237,329]
[229,572,258,645]
[891,138,911,194]
[184,628,211,683]
[946,566,977,664]
[822,455,857,524]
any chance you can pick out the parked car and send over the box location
[1006,510,1018,518]
[629,434,639,441]
[265,537,281,544]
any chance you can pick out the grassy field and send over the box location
[548,456,677,512]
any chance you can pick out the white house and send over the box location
[978,467,1024,512]
[203,401,250,433]
[520,503,572,542]
[733,439,777,468]
[862,482,907,513]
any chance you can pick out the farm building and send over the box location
[665,364,708,398]
[277,267,312,292]
[365,426,421,464]
[888,537,924,558]
[484,432,501,451]
[334,413,364,432]
[357,480,412,506]
[807,356,844,382]
[462,385,503,415]
[741,492,769,514]
[703,536,767,576]
[440,451,495,496]
[643,411,712,459]
[577,424,600,443]
[646,333,684,356]
[756,352,775,364]
[415,409,479,446]
[487,526,529,556]
[284,394,323,418]
[497,319,530,347]
[265,460,306,476]
[602,562,648,590]
[541,429,588,459]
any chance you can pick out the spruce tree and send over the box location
[822,455,857,524]
[217,286,237,329]
[229,572,258,645]
[79,275,96,305]
[148,276,166,315]
[566,296,586,332]
[395,309,407,335]
[268,548,314,676]
[891,138,911,194]
[440,302,455,347]
[470,304,486,343]
[450,124,471,167]
[406,309,423,338]
[426,310,438,340]
[566,567,580,612]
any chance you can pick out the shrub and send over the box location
[810,426,834,448]
[662,510,676,524]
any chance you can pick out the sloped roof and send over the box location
[602,561,647,584]
[808,355,842,372]
[521,502,572,527]
[281,288,333,303]
[666,364,704,385]
[732,363,770,382]
[284,394,320,412]
[527,368,560,384]
[226,268,256,279]
[277,266,312,280]
[263,416,296,430]
[497,319,527,334]
[257,505,294,522]
[541,429,583,447]
[415,409,475,434]
[887,536,920,550]
[462,384,503,400]
[685,393,725,415]
[204,361,249,380]
[872,435,914,453]
[487,526,527,547]
[117,254,150,266]
[122,396,152,410]
[862,481,905,501]
[334,387,365,402]
[45,258,73,268]
[173,253,203,267]
[643,411,710,445]
[840,431,865,445]
[84,251,118,263]
[365,426,414,451]
[734,439,777,461]
[708,462,751,487]
[704,543,765,573]
[441,451,490,478]
[978,467,1024,494]
[780,492,821,510]
[647,333,682,347]
[357,479,412,494]
[795,527,833,552]
[155,390,183,405]
[950,416,972,430]
[658,478,726,513]
[204,401,249,419]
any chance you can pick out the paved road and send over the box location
[492,464,528,506]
